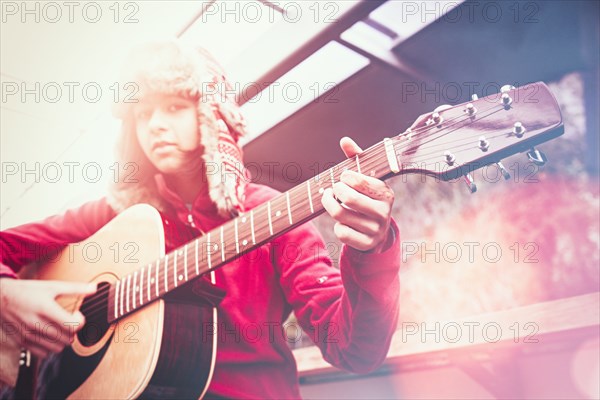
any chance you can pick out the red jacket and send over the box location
[1,178,401,399]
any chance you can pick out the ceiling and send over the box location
[1,0,597,227]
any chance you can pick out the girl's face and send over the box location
[133,94,202,175]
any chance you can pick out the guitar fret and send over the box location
[147,263,151,302]
[235,218,240,254]
[307,181,314,213]
[132,271,137,309]
[220,226,225,262]
[239,215,247,248]
[155,259,159,297]
[356,154,361,174]
[316,170,324,195]
[267,201,273,235]
[286,191,292,224]
[330,168,335,186]
[195,239,200,275]
[119,277,125,316]
[126,274,131,313]
[114,280,120,319]
[164,254,169,292]
[250,210,256,244]
[184,245,189,281]
[383,138,400,173]
[207,232,212,270]
[173,250,178,288]
[139,267,144,306]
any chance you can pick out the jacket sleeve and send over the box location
[0,198,117,278]
[272,218,400,373]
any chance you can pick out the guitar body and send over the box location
[1,204,218,399]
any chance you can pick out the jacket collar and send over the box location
[154,174,226,230]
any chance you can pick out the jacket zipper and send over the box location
[187,213,197,228]
[187,211,205,235]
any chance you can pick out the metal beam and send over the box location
[336,38,430,82]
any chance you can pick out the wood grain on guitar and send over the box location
[0,82,563,399]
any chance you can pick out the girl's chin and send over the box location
[152,161,183,175]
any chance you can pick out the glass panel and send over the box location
[239,41,369,144]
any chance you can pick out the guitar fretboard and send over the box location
[107,141,397,323]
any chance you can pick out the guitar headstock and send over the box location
[394,82,564,188]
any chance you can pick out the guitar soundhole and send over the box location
[77,282,111,347]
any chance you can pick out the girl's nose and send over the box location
[148,109,167,133]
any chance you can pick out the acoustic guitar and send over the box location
[0,82,564,398]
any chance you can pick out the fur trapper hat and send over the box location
[108,39,248,218]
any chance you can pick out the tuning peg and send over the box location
[465,103,477,116]
[501,93,513,108]
[496,162,511,180]
[471,94,479,101]
[478,136,490,152]
[513,121,526,137]
[463,173,477,193]
[527,148,547,166]
[444,151,456,166]
[427,112,443,126]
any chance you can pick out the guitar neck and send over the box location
[107,140,398,323]
[107,81,564,323]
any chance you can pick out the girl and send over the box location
[0,39,400,399]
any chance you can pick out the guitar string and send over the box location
[403,107,504,150]
[68,102,508,320]
[66,101,511,320]
[394,105,504,155]
[75,141,402,320]
[399,107,508,162]
[78,166,481,321]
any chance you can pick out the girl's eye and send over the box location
[168,103,186,112]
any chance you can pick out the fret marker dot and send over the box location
[370,170,376,177]
[178,250,183,256]
[178,275,183,281]
[242,239,248,246]
[136,286,139,292]
[213,244,218,250]
[275,210,281,217]
[151,278,155,284]
[318,188,324,194]
[241,217,247,223]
